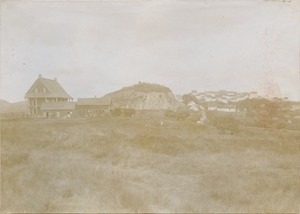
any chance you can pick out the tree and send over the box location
[182,94,198,105]
[256,101,279,128]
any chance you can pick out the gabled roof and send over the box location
[41,102,76,110]
[77,97,111,106]
[25,77,72,99]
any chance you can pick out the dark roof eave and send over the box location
[25,94,72,99]
[41,108,76,110]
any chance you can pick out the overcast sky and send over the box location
[1,0,299,102]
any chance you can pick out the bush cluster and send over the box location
[211,114,239,134]
[164,109,190,120]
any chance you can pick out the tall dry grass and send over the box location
[1,118,299,213]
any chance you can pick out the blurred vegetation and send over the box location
[111,108,136,117]
[210,114,239,134]
[164,109,190,121]
[237,98,299,130]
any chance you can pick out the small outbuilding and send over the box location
[77,97,111,118]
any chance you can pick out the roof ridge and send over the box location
[40,77,57,82]
[25,77,72,99]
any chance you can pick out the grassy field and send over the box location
[1,117,299,213]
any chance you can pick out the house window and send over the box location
[43,88,46,93]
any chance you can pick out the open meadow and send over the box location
[1,117,299,213]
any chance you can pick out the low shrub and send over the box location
[164,109,190,120]
[211,114,239,134]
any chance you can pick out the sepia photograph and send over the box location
[1,0,299,213]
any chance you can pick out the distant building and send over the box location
[187,101,199,111]
[207,102,218,111]
[249,91,258,99]
[41,101,77,118]
[77,97,111,118]
[217,103,236,112]
[25,74,73,117]
[207,102,236,112]
[191,90,259,103]
[205,97,217,102]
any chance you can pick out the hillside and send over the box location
[0,99,10,109]
[104,82,182,111]
[0,99,26,113]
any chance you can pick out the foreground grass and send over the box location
[1,117,299,213]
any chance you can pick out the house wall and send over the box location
[27,98,69,117]
[217,107,236,112]
[42,109,77,118]
[27,98,47,117]
[208,106,217,111]
[208,105,236,112]
[77,105,111,118]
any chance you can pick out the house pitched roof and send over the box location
[41,102,76,110]
[25,77,72,99]
[77,97,111,106]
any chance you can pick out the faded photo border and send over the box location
[1,0,300,213]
